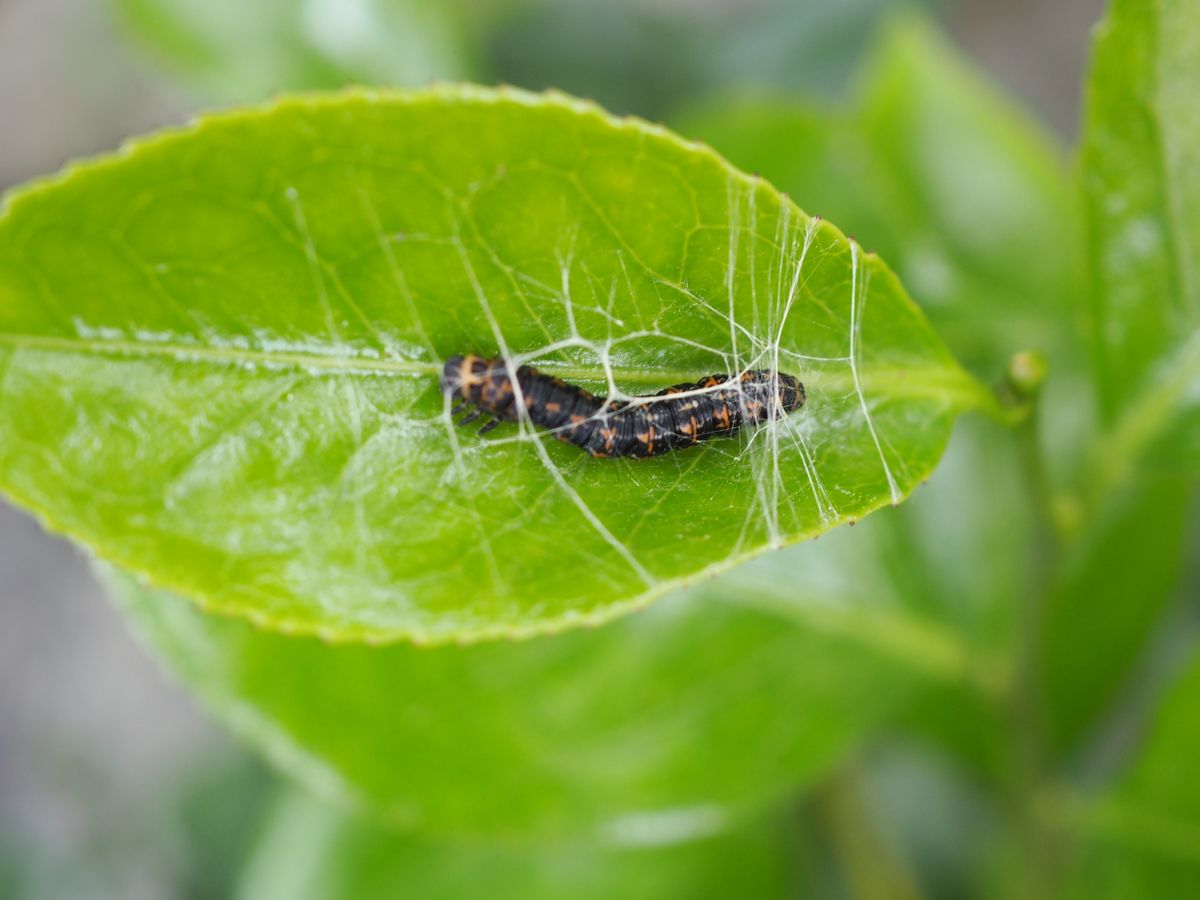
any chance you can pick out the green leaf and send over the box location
[104,562,935,836]
[857,16,1083,372]
[1038,0,1200,761]
[114,0,478,101]
[0,87,979,643]
[1065,650,1200,897]
[1082,0,1200,461]
[237,788,793,900]
[484,0,936,120]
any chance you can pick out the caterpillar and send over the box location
[441,354,805,459]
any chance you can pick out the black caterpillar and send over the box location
[441,354,805,459]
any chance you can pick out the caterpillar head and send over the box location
[737,370,807,420]
[440,354,468,396]
[441,355,516,414]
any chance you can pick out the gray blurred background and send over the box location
[0,0,1105,896]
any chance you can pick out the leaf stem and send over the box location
[982,349,1051,429]
[815,765,925,900]
[1004,373,1068,900]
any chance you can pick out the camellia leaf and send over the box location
[0,87,983,642]
[104,562,940,835]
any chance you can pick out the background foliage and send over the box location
[0,0,1197,898]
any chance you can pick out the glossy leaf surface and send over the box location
[0,87,978,642]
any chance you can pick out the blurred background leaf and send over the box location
[236,788,796,900]
[678,15,1083,377]
[674,18,1198,894]
[112,0,946,117]
[105,562,957,837]
[1065,648,1200,897]
[114,0,482,100]
[486,0,943,119]
[1038,0,1200,764]
[1081,0,1200,429]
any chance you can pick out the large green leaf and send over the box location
[0,87,979,643]
[1082,0,1200,454]
[105,562,948,836]
[1039,0,1200,760]
[237,788,793,900]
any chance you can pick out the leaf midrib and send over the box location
[0,329,983,405]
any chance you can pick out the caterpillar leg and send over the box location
[457,410,482,426]
[477,419,501,435]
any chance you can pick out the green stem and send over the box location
[816,765,925,900]
[1004,381,1068,900]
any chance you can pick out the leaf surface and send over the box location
[0,87,978,642]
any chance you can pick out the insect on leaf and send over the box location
[0,87,986,643]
